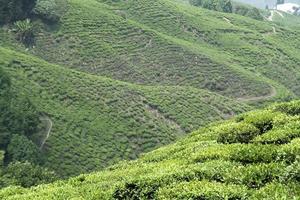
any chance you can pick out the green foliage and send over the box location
[1,0,300,197]
[190,0,233,13]
[0,101,300,199]
[157,180,250,200]
[14,19,35,45]
[0,47,248,177]
[224,163,284,188]
[230,144,278,164]
[254,128,300,144]
[217,122,260,144]
[25,0,277,100]
[252,182,300,200]
[278,138,300,163]
[0,67,11,94]
[281,158,300,182]
[0,67,12,148]
[241,111,277,133]
[0,151,4,167]
[6,134,41,165]
[1,161,57,188]
[0,0,36,24]
[271,101,300,116]
[233,4,264,20]
[0,66,39,151]
[33,0,60,22]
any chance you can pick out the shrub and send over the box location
[252,182,300,199]
[277,139,300,163]
[14,19,35,45]
[193,160,238,182]
[280,158,300,182]
[242,111,277,133]
[157,180,250,200]
[33,0,60,23]
[233,4,263,21]
[271,101,300,116]
[0,0,36,24]
[224,163,285,189]
[0,151,4,167]
[1,161,58,188]
[6,134,42,164]
[192,143,232,162]
[217,122,260,144]
[189,0,233,13]
[253,128,300,144]
[229,144,278,164]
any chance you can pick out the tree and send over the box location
[218,0,232,13]
[14,19,35,45]
[0,67,12,148]
[6,134,42,164]
[1,161,58,188]
[0,0,37,24]
[277,0,285,5]
[33,0,60,23]
[0,151,4,167]
[190,0,233,13]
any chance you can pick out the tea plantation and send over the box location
[1,100,299,199]
[1,0,300,197]
[4,0,300,100]
[0,47,248,177]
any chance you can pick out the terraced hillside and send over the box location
[4,0,300,100]
[0,47,248,176]
[1,101,300,199]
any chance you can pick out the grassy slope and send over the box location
[271,11,300,29]
[19,0,298,100]
[14,0,300,101]
[1,101,300,199]
[0,47,248,176]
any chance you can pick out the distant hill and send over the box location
[2,0,300,178]
[0,47,248,177]
[235,0,300,9]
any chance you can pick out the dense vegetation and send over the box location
[0,47,248,177]
[1,100,299,199]
[189,0,233,13]
[0,66,57,188]
[9,0,299,102]
[0,0,36,24]
[0,0,300,196]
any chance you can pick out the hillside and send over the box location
[3,0,300,101]
[1,100,300,199]
[0,46,248,177]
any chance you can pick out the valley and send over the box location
[0,0,300,199]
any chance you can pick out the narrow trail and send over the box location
[223,17,233,25]
[267,10,274,21]
[236,86,277,102]
[267,10,284,21]
[39,116,53,150]
[144,103,185,136]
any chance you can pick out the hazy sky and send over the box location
[235,0,300,8]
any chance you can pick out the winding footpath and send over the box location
[236,86,277,102]
[39,116,53,150]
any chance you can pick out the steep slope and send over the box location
[4,0,298,100]
[1,101,300,199]
[0,47,248,176]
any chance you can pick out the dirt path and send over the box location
[267,10,275,21]
[267,10,284,21]
[144,103,185,136]
[236,86,277,102]
[39,116,53,150]
[223,17,233,25]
